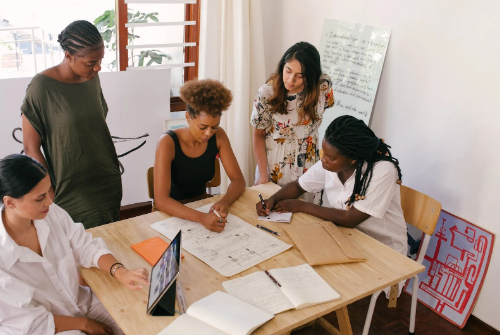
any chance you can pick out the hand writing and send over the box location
[201,212,227,233]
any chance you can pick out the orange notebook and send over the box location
[131,236,183,266]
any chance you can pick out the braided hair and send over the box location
[57,20,103,55]
[324,115,402,209]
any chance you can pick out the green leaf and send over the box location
[146,58,154,66]
[101,29,113,43]
[138,55,145,67]
[150,15,159,22]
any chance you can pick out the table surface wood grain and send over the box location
[81,183,424,335]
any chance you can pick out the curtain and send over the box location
[199,0,266,192]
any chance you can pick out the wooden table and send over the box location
[81,183,424,335]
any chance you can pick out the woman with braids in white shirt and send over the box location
[0,154,149,335]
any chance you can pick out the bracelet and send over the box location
[109,262,124,277]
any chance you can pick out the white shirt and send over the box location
[0,204,111,335]
[298,161,407,255]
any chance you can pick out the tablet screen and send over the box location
[147,231,181,311]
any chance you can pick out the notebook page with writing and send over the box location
[222,271,295,314]
[157,314,228,335]
[188,291,274,335]
[258,212,292,223]
[270,264,340,309]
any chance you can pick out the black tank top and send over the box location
[167,130,218,201]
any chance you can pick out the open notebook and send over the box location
[157,291,273,335]
[222,264,340,315]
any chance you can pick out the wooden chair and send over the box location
[147,158,221,211]
[362,185,442,335]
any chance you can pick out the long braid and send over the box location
[324,115,402,209]
[57,20,103,55]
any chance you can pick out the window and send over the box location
[116,0,200,111]
[0,0,116,79]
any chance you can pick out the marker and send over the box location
[257,224,280,236]
[264,270,281,287]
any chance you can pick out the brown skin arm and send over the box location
[256,180,371,228]
[153,134,227,232]
[22,115,55,200]
[54,315,112,335]
[209,128,245,215]
[252,127,269,185]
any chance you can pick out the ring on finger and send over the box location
[218,218,223,223]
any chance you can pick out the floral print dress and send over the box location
[250,73,335,189]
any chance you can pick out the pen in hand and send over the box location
[258,193,268,215]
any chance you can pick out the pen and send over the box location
[264,270,281,287]
[257,224,281,236]
[258,193,267,211]
[176,281,187,314]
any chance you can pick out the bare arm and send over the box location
[22,114,48,169]
[252,127,269,185]
[22,115,55,199]
[154,134,226,232]
[54,315,112,334]
[210,128,245,215]
[257,180,370,228]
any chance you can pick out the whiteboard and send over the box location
[0,69,171,206]
[318,19,391,143]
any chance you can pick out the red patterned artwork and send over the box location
[404,210,495,328]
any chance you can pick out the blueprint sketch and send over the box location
[150,204,292,277]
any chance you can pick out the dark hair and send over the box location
[179,79,233,118]
[324,115,402,209]
[0,154,48,203]
[267,42,322,122]
[57,20,103,55]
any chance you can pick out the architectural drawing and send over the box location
[150,204,292,277]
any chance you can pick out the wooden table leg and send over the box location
[335,306,354,335]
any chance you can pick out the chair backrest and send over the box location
[400,185,442,236]
[147,159,221,200]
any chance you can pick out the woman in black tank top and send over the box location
[153,79,246,233]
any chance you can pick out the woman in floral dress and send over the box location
[251,42,334,199]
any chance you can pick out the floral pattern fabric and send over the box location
[250,73,334,188]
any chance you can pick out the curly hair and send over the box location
[179,79,233,118]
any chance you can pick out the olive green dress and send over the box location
[21,74,122,229]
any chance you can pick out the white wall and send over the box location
[263,0,500,329]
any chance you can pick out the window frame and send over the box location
[116,0,200,112]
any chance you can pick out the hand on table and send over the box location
[273,199,303,214]
[254,175,269,186]
[114,267,149,290]
[201,212,227,233]
[256,198,275,216]
[83,318,114,335]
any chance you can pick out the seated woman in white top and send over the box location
[256,115,407,256]
[0,154,149,335]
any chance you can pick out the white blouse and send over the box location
[0,204,111,335]
[298,160,407,255]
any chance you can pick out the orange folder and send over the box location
[131,236,183,266]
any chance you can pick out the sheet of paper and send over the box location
[188,291,274,335]
[222,271,295,315]
[157,314,228,335]
[258,212,292,223]
[270,264,340,309]
[150,204,292,277]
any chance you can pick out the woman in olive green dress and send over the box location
[21,20,122,229]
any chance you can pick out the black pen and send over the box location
[257,224,280,236]
[258,193,267,211]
